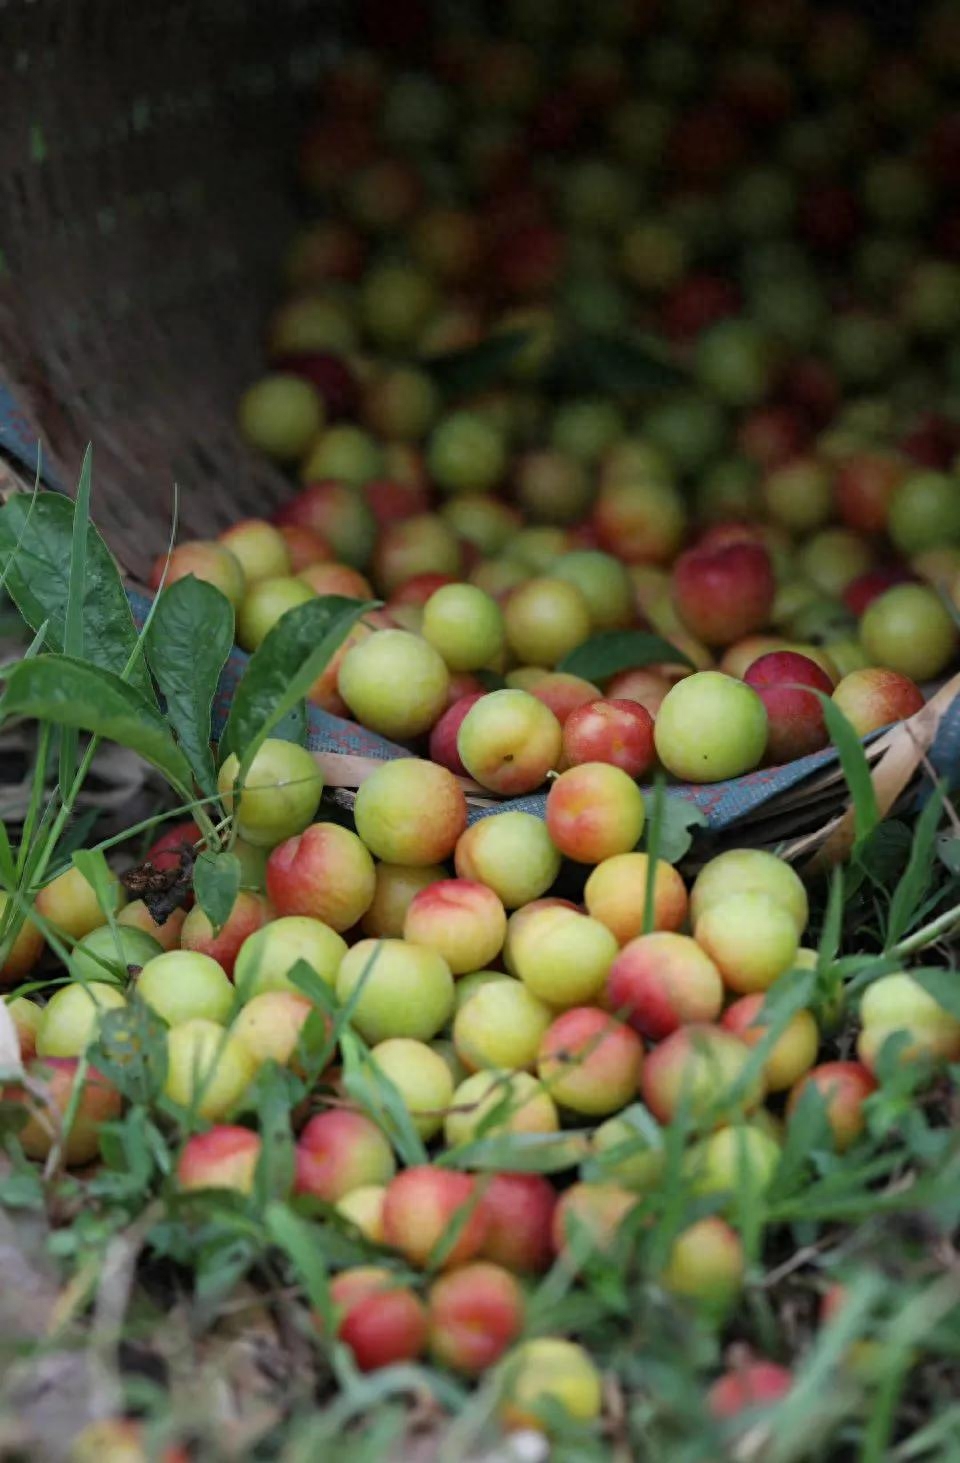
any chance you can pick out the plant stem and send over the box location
[890,900,960,959]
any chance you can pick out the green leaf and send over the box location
[90,1001,169,1104]
[886,786,945,947]
[0,654,194,794]
[192,851,241,937]
[59,446,93,801]
[145,576,234,796]
[0,490,154,701]
[340,1030,427,1169]
[0,823,16,888]
[271,700,308,746]
[253,1066,296,1207]
[222,596,375,774]
[551,329,687,395]
[424,329,531,396]
[936,834,960,876]
[908,967,960,1022]
[558,629,692,681]
[266,1202,333,1327]
[642,791,707,865]
[816,693,879,846]
[441,1131,585,1174]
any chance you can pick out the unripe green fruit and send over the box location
[239,375,323,461]
[137,950,235,1026]
[421,585,505,672]
[218,739,324,849]
[36,981,127,1058]
[70,925,163,984]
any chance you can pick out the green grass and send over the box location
[2,474,960,1458]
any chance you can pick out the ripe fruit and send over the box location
[330,1267,428,1371]
[537,1008,643,1115]
[661,1216,745,1311]
[295,1109,396,1202]
[164,1020,257,1121]
[654,673,768,782]
[457,689,562,795]
[788,1061,877,1150]
[335,938,455,1043]
[382,1166,488,1269]
[510,905,619,1008]
[455,812,561,909]
[859,584,958,682]
[481,1172,557,1273]
[672,540,776,647]
[180,890,271,977]
[150,541,246,607]
[641,1024,763,1124]
[219,520,292,585]
[338,628,450,739]
[593,477,686,565]
[545,762,646,863]
[857,973,960,1070]
[562,698,656,778]
[276,480,377,569]
[35,864,125,942]
[499,1338,602,1432]
[743,650,834,763]
[177,1125,262,1194]
[694,891,800,994]
[233,915,346,997]
[365,1038,454,1140]
[402,879,507,975]
[354,759,467,865]
[689,848,809,932]
[584,853,689,944]
[232,991,321,1070]
[454,979,553,1073]
[721,996,819,1091]
[427,1262,525,1374]
[266,822,376,931]
[445,1069,559,1148]
[607,932,725,1039]
[11,1058,121,1166]
[360,862,447,938]
[708,1359,792,1419]
[832,667,925,736]
[137,950,235,1026]
[218,739,324,849]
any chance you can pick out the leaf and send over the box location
[90,1001,169,1104]
[551,329,687,395]
[0,1000,24,1081]
[908,967,960,1023]
[252,1064,296,1206]
[265,1202,333,1327]
[816,693,880,846]
[423,329,531,396]
[0,654,194,794]
[59,447,93,801]
[222,596,375,775]
[441,1131,586,1174]
[145,575,235,796]
[0,824,16,889]
[558,629,692,681]
[340,1031,427,1169]
[886,785,946,947]
[936,834,960,876]
[192,851,241,937]
[271,699,308,746]
[0,490,154,701]
[643,792,707,865]
[70,848,123,934]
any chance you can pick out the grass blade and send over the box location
[58,445,92,801]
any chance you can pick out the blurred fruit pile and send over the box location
[8,0,960,1448]
[16,766,951,1426]
[152,0,960,792]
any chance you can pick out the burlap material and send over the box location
[0,0,343,582]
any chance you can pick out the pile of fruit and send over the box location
[13,764,957,1431]
[6,0,960,1452]
[151,0,960,797]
